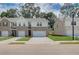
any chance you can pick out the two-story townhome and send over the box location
[0,17,49,37]
[54,15,79,36]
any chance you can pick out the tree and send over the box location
[44,12,56,30]
[7,9,17,18]
[60,3,79,17]
[20,3,40,18]
[0,9,17,18]
[0,12,7,18]
[34,6,40,18]
[60,3,74,17]
[39,12,46,18]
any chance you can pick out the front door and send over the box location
[11,30,16,36]
[28,30,31,36]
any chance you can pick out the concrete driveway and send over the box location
[26,37,57,44]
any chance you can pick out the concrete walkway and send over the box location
[26,37,59,44]
[0,37,21,44]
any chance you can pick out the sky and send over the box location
[0,3,64,16]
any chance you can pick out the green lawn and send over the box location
[48,35,75,41]
[60,42,79,44]
[0,36,13,41]
[16,37,30,41]
[10,37,30,44]
[9,41,25,44]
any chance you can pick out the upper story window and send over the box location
[37,22,39,26]
[28,22,31,28]
[28,22,31,27]
[19,23,21,26]
[14,23,17,26]
[40,22,42,26]
[3,22,8,26]
[37,22,42,26]
[23,23,25,26]
[12,22,17,26]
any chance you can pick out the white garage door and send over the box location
[18,31,25,37]
[32,31,46,37]
[1,31,8,36]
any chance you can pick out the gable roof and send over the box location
[0,17,48,23]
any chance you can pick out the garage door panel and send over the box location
[18,31,25,37]
[32,31,46,37]
[1,31,8,36]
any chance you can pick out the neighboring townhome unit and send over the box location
[54,15,79,36]
[0,17,48,37]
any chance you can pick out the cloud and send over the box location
[35,3,52,12]
[36,3,61,10]
[0,3,19,14]
[35,3,62,16]
[53,10,61,17]
[59,3,64,6]
[0,8,7,13]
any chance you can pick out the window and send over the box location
[13,23,14,26]
[23,23,25,26]
[28,22,31,28]
[37,22,42,26]
[40,22,42,26]
[12,22,17,26]
[11,22,13,26]
[19,23,21,26]
[28,22,31,27]
[37,22,39,26]
[14,23,17,26]
[3,22,8,26]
